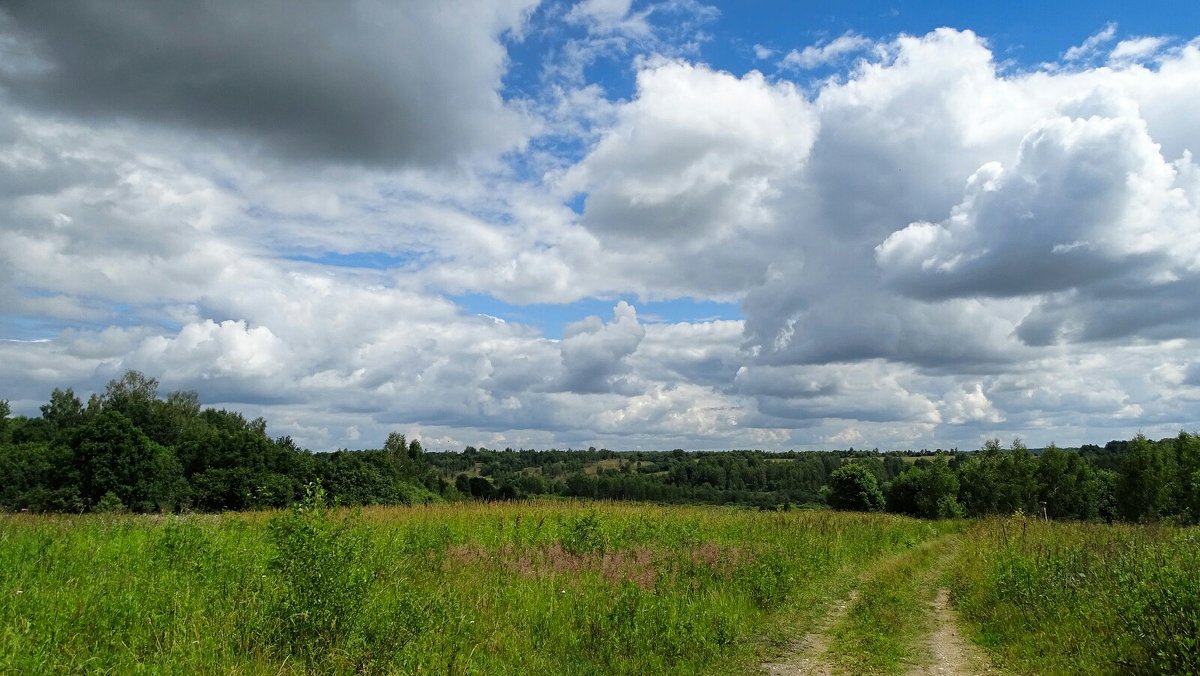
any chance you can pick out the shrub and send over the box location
[827,462,885,512]
[267,482,373,657]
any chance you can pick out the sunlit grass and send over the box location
[950,516,1200,675]
[0,501,947,674]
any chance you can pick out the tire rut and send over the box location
[759,537,942,675]
[759,588,858,676]
[905,588,996,676]
[759,534,997,676]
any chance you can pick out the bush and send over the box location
[267,482,373,657]
[827,462,885,512]
[1117,538,1200,674]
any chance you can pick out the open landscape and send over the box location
[3,2,1200,674]
[3,373,1200,673]
[2,498,1197,674]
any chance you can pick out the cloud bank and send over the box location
[0,4,1198,451]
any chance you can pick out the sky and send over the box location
[1,1,1199,452]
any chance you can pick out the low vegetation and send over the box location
[951,516,1200,675]
[2,372,1199,673]
[0,499,952,674]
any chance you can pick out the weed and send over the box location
[266,481,373,658]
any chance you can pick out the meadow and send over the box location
[1,496,1197,674]
[1,493,951,674]
[951,516,1200,675]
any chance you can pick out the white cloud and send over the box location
[2,17,1200,453]
[1064,23,1117,62]
[780,32,872,70]
[1110,36,1168,64]
[127,320,287,381]
[566,0,649,36]
[556,301,646,393]
[942,383,1004,425]
[562,57,817,296]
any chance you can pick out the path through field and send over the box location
[760,588,858,676]
[759,535,995,676]
[906,588,994,675]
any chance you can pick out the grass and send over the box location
[6,502,1196,674]
[0,499,946,674]
[829,534,958,674]
[950,515,1200,675]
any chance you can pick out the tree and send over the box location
[957,455,999,516]
[886,457,961,518]
[826,462,885,512]
[1118,433,1176,522]
[71,410,185,512]
[995,439,1039,514]
[103,370,159,412]
[1174,431,1200,524]
[41,387,84,439]
[384,432,407,461]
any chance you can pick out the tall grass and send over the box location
[950,516,1200,675]
[0,500,945,674]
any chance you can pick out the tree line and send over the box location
[423,435,1199,523]
[2,371,1197,522]
[0,371,443,512]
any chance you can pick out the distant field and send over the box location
[1,501,1196,674]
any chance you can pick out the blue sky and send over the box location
[1,1,1199,452]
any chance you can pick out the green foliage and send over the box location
[1115,532,1200,674]
[0,501,947,674]
[72,410,185,512]
[887,456,961,518]
[0,442,82,512]
[95,490,127,513]
[0,372,443,513]
[1118,433,1177,522]
[951,517,1200,674]
[558,510,607,556]
[826,461,886,512]
[40,387,83,441]
[267,482,373,656]
[1173,432,1200,524]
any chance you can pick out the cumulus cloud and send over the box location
[2,13,1200,453]
[556,301,646,393]
[562,58,816,296]
[941,383,1004,425]
[126,320,287,382]
[875,93,1200,344]
[0,0,535,166]
[566,59,816,241]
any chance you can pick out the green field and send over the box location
[1,498,1197,674]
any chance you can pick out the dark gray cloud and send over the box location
[1017,278,1200,345]
[0,0,534,165]
[554,301,644,393]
